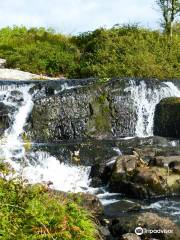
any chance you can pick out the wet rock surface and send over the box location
[109,212,180,240]
[27,78,139,142]
[0,102,14,136]
[104,200,141,218]
[154,97,180,138]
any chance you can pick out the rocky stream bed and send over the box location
[0,77,180,239]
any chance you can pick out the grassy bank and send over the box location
[0,162,97,240]
[0,25,179,79]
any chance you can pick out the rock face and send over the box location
[27,79,136,142]
[154,97,180,138]
[0,102,13,136]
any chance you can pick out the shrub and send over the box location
[0,25,179,79]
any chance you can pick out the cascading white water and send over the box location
[23,151,91,193]
[0,83,92,193]
[2,85,34,165]
[125,80,180,137]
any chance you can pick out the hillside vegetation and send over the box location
[0,25,179,79]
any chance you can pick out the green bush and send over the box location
[0,27,79,77]
[0,163,97,240]
[73,25,180,79]
[0,25,179,79]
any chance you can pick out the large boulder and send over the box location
[109,154,180,199]
[154,97,180,138]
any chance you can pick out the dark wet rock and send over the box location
[73,193,104,218]
[98,225,111,239]
[154,97,180,138]
[7,90,24,105]
[171,164,180,174]
[0,102,14,136]
[149,156,180,168]
[121,233,141,240]
[90,158,115,187]
[27,78,137,142]
[109,154,180,199]
[109,212,180,240]
[104,200,141,218]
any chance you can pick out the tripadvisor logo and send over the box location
[135,227,143,236]
[135,227,173,236]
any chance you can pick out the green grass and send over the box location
[0,162,97,240]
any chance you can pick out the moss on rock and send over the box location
[87,92,112,138]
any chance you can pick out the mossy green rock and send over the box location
[154,97,180,138]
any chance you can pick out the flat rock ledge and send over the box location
[0,68,61,80]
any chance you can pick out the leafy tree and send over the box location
[156,0,180,36]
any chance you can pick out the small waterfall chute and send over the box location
[125,80,180,137]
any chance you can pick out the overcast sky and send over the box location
[0,0,160,34]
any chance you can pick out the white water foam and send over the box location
[125,81,180,137]
[0,85,34,165]
[0,84,92,193]
[22,151,91,193]
[143,199,180,222]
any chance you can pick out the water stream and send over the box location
[0,79,180,223]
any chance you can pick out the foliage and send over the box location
[73,25,180,79]
[0,25,179,79]
[0,27,79,77]
[155,0,180,36]
[0,163,97,240]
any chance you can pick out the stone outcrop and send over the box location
[154,97,180,138]
[27,78,136,142]
[109,154,180,199]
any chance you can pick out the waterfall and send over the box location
[0,85,30,157]
[0,83,92,193]
[125,80,180,137]
[0,85,34,164]
[1,79,180,193]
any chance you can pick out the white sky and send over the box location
[0,0,160,34]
